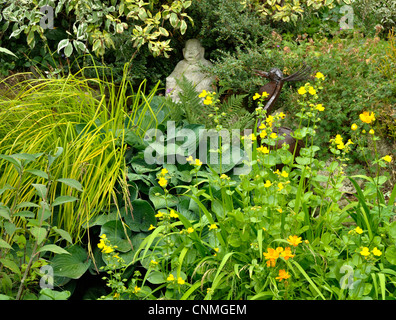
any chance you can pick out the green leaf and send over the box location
[32,184,47,199]
[123,200,156,232]
[38,244,71,255]
[15,202,40,209]
[169,12,178,27]
[0,258,20,275]
[51,245,91,279]
[64,41,73,57]
[0,206,11,220]
[180,19,187,35]
[100,220,133,252]
[385,246,396,265]
[30,227,47,245]
[149,186,179,209]
[146,271,166,284]
[48,147,63,167]
[52,195,79,207]
[52,227,73,244]
[57,39,69,53]
[39,288,71,300]
[26,169,48,179]
[0,239,12,250]
[0,47,17,58]
[56,178,83,192]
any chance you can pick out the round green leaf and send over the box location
[149,186,179,209]
[51,245,91,279]
[100,220,133,252]
[123,199,156,232]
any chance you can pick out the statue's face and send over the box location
[184,42,201,62]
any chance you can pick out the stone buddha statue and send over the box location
[166,39,215,102]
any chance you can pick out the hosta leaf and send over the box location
[51,245,91,279]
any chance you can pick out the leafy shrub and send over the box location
[77,76,396,300]
[0,148,80,300]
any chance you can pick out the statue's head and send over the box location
[183,39,204,63]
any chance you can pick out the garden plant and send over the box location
[0,0,395,302]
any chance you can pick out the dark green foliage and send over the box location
[164,77,254,130]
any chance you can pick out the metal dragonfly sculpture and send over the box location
[253,63,312,159]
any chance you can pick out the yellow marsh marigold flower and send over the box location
[169,210,179,219]
[248,133,257,141]
[199,90,208,98]
[257,145,270,154]
[264,180,272,188]
[308,86,317,95]
[253,92,261,100]
[359,111,376,124]
[369,129,375,135]
[155,211,165,218]
[315,104,324,111]
[360,247,370,257]
[277,182,284,191]
[315,72,325,80]
[355,226,363,234]
[372,247,382,256]
[209,223,218,230]
[351,123,358,131]
[133,286,141,293]
[158,176,168,188]
[270,132,278,139]
[266,115,274,124]
[177,277,185,285]
[261,92,269,99]
[287,235,302,247]
[186,227,194,234]
[148,224,156,231]
[276,269,291,282]
[259,130,268,139]
[360,247,371,257]
[186,155,193,163]
[278,112,286,119]
[382,155,392,163]
[203,97,213,105]
[195,158,203,166]
[280,170,289,178]
[298,86,307,95]
[167,274,175,281]
[97,239,106,250]
[161,168,168,175]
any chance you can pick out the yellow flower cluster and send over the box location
[158,167,169,188]
[330,134,353,152]
[186,155,203,166]
[253,91,270,101]
[263,246,295,267]
[360,246,382,258]
[166,273,185,285]
[297,83,318,97]
[155,209,179,221]
[97,234,115,254]
[199,90,217,105]
[359,111,376,124]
